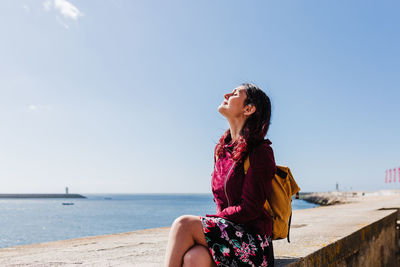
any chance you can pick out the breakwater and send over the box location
[300,190,400,206]
[0,194,86,198]
[300,192,347,205]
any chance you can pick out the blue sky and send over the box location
[1,0,399,193]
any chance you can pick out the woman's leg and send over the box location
[164,215,214,267]
[182,245,216,267]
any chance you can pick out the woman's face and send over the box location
[218,86,248,119]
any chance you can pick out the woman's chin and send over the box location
[218,110,231,121]
[218,105,227,115]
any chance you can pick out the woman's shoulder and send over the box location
[249,139,276,169]
[251,139,274,155]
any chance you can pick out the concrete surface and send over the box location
[273,195,400,267]
[0,227,170,267]
[1,192,400,266]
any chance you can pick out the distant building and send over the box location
[65,187,69,194]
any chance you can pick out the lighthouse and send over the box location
[65,187,69,195]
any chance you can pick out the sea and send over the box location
[0,194,318,249]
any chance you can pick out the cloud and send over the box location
[28,105,53,112]
[22,4,31,13]
[43,0,52,11]
[28,105,38,111]
[54,0,83,20]
[42,0,83,20]
[56,15,70,29]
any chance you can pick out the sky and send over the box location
[0,0,399,193]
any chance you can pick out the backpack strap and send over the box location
[244,156,250,175]
[287,211,292,243]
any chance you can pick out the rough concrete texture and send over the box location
[273,194,400,267]
[0,227,170,267]
[1,192,400,266]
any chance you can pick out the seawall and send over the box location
[0,192,399,266]
[299,190,398,206]
[273,192,400,266]
[0,194,86,198]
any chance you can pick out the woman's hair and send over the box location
[216,83,272,162]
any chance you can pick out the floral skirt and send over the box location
[200,216,274,267]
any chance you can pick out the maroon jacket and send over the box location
[206,139,276,236]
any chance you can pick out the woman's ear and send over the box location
[243,104,256,116]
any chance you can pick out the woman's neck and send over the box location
[228,117,246,141]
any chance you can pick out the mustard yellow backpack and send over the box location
[244,157,300,242]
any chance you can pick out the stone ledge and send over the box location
[273,194,400,266]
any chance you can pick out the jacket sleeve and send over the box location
[209,144,276,224]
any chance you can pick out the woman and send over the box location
[164,83,276,267]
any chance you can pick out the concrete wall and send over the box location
[279,209,399,267]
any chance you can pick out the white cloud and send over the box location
[27,105,53,112]
[54,0,83,20]
[28,105,38,111]
[42,0,83,20]
[56,15,70,29]
[43,0,52,11]
[22,4,31,13]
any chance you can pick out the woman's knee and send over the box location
[171,215,198,232]
[182,245,214,267]
[170,215,207,247]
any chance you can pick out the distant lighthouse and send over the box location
[65,187,69,195]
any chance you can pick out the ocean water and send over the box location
[0,194,318,249]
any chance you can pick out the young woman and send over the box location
[164,83,275,267]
